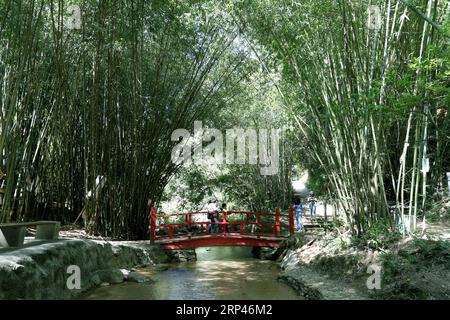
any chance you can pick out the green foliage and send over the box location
[162,165,215,212]
[352,220,401,250]
[422,196,450,223]
[1,0,448,241]
[313,254,361,279]
[0,0,253,239]
[376,239,450,299]
[161,72,294,213]
[237,0,450,237]
[408,239,450,265]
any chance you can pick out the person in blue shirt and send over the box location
[293,197,304,232]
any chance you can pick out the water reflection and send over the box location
[81,246,303,300]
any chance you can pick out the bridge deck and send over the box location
[156,234,284,250]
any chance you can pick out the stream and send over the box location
[81,246,303,300]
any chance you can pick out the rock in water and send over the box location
[127,272,152,283]
[155,264,169,271]
[94,269,125,284]
[120,269,130,280]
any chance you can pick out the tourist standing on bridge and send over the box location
[206,196,219,233]
[307,191,317,220]
[294,198,304,231]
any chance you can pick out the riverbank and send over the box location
[2,224,448,300]
[0,239,194,299]
[275,229,450,300]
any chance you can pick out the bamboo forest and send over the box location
[0,0,449,302]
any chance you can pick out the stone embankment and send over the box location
[274,230,449,300]
[0,239,195,299]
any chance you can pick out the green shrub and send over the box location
[352,220,401,250]
[375,239,450,299]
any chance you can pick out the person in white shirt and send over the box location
[206,196,218,233]
[307,192,317,220]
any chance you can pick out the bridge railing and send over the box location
[149,207,295,242]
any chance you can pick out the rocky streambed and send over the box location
[80,246,303,300]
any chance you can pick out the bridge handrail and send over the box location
[155,221,291,228]
[155,210,291,218]
[149,207,295,243]
[154,233,288,241]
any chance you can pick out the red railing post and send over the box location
[149,207,156,243]
[222,211,227,235]
[186,213,192,225]
[256,212,260,237]
[246,212,251,235]
[187,213,192,239]
[289,207,295,235]
[275,207,281,237]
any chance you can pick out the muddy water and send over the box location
[81,246,303,300]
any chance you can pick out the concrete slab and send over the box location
[0,226,26,248]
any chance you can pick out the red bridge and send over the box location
[149,207,295,250]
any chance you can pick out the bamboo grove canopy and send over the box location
[0,0,449,239]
